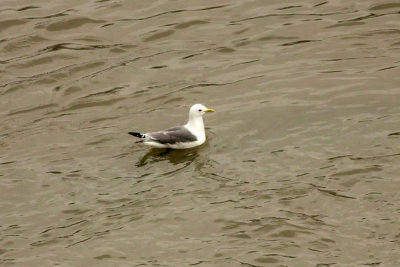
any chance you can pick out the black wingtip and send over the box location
[129,132,144,138]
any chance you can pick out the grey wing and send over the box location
[147,126,197,144]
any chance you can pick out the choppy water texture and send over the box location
[1,0,400,266]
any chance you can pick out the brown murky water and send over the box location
[1,0,400,266]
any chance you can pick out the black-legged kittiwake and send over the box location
[129,104,214,149]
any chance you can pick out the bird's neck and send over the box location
[186,115,204,134]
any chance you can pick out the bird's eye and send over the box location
[198,109,202,112]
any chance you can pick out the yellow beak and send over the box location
[205,109,215,113]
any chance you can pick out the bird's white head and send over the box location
[189,104,215,117]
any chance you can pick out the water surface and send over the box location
[1,0,400,266]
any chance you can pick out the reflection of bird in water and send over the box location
[136,147,201,167]
[129,104,214,149]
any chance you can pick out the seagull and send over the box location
[129,104,214,149]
